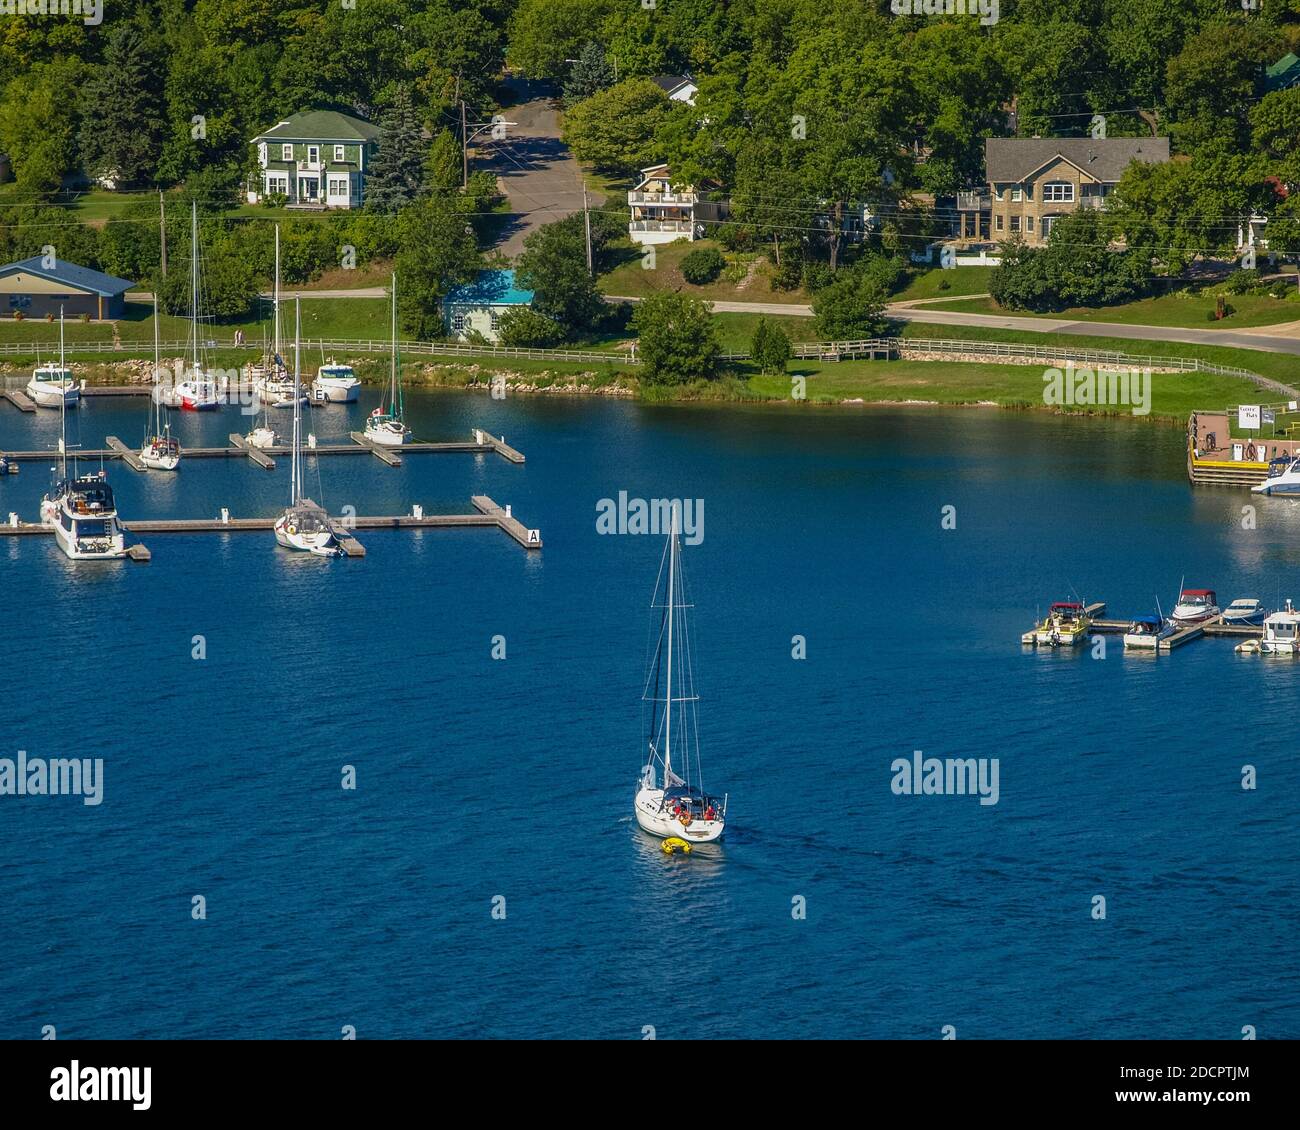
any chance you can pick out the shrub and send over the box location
[801,260,835,291]
[680,246,725,285]
[79,312,91,323]
[13,311,24,321]
[715,223,756,252]
[811,268,890,339]
[1223,269,1260,295]
[498,307,564,347]
[770,256,803,291]
[632,291,720,383]
[750,316,792,374]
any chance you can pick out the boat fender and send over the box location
[678,811,693,827]
[287,524,297,536]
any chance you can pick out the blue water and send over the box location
[1,392,1297,1039]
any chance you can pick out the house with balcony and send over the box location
[628,164,704,245]
[955,136,1170,246]
[248,110,382,209]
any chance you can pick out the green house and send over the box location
[250,110,382,209]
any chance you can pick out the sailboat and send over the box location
[253,226,305,409]
[364,271,412,446]
[40,309,128,560]
[167,201,219,411]
[140,294,181,470]
[633,509,727,844]
[245,227,284,449]
[272,297,349,557]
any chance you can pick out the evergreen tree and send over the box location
[79,27,162,189]
[366,85,427,214]
[563,41,614,107]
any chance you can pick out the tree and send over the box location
[155,221,257,320]
[514,213,605,335]
[811,269,889,339]
[79,26,163,189]
[506,0,620,79]
[0,60,84,195]
[393,193,482,337]
[561,79,674,175]
[632,292,719,383]
[367,86,426,214]
[563,42,614,107]
[680,247,725,284]
[1165,22,1279,158]
[751,317,791,374]
[425,128,462,191]
[498,307,564,347]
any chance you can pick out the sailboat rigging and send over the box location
[364,271,412,446]
[139,293,181,470]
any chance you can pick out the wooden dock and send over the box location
[0,495,540,555]
[1026,602,1263,653]
[0,429,523,468]
[229,433,276,470]
[1,389,36,412]
[350,431,403,466]
[105,436,147,473]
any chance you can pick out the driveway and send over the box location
[477,79,602,257]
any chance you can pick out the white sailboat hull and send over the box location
[273,513,341,557]
[634,786,724,843]
[365,420,411,446]
[139,446,180,471]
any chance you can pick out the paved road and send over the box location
[609,294,1300,357]
[477,79,601,257]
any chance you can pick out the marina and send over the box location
[0,494,541,557]
[1022,600,1267,652]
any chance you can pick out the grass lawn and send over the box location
[712,311,820,352]
[599,238,810,304]
[913,289,1300,328]
[893,266,994,302]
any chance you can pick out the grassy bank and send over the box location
[911,290,1300,328]
[598,238,811,304]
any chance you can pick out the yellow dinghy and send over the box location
[661,837,692,855]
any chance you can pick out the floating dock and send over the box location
[1,389,36,412]
[0,429,523,470]
[0,495,540,557]
[1023,602,1264,653]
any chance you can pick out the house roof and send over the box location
[985,137,1170,184]
[1265,53,1300,92]
[0,256,134,296]
[253,110,381,144]
[444,270,534,308]
[649,75,695,97]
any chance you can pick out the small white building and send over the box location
[628,164,700,246]
[650,75,698,105]
[443,270,535,343]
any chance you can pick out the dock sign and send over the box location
[1239,405,1261,429]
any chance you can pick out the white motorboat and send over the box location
[1222,598,1268,626]
[1252,456,1300,496]
[27,363,79,408]
[246,425,280,450]
[1122,614,1176,650]
[364,272,412,447]
[1171,588,1220,625]
[272,298,351,558]
[1238,600,1300,655]
[313,362,360,403]
[39,310,128,561]
[633,509,727,845]
[139,295,181,471]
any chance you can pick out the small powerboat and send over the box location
[1171,589,1220,626]
[1123,614,1176,650]
[1252,456,1300,495]
[1223,598,1268,626]
[1033,602,1092,647]
[1240,600,1300,655]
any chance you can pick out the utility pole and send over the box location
[159,190,167,279]
[461,98,469,190]
[583,187,593,275]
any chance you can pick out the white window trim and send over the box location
[1011,187,1023,202]
[995,214,1004,231]
[1043,181,1075,203]
[307,145,320,164]
[334,145,345,162]
[281,143,293,161]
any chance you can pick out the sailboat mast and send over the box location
[190,201,199,373]
[152,293,160,434]
[58,306,67,479]
[291,297,301,505]
[664,509,676,785]
[273,224,280,361]
[390,271,398,413]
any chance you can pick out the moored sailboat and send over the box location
[140,294,180,471]
[364,272,412,446]
[272,297,350,558]
[633,508,727,844]
[165,202,219,411]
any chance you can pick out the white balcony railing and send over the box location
[629,190,698,205]
[629,220,694,233]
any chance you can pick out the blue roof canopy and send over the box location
[0,256,134,297]
[444,269,535,309]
